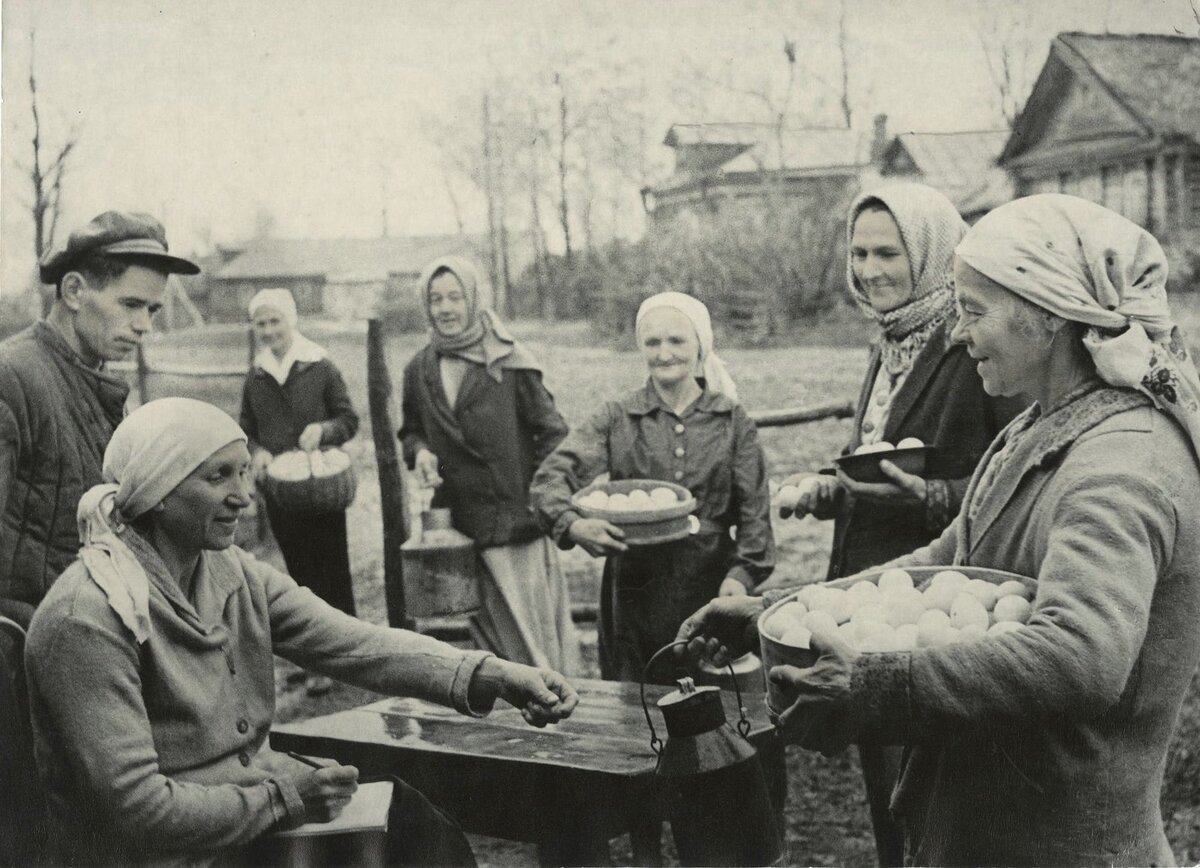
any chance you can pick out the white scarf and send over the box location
[254,332,327,386]
[77,398,247,643]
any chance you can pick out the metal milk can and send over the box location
[400,507,481,618]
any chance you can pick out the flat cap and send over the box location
[39,211,201,285]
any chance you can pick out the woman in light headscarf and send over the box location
[777,182,1025,866]
[239,289,358,695]
[25,398,577,867]
[399,257,579,674]
[532,291,775,683]
[677,195,1200,866]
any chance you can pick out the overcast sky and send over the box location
[2,0,1196,294]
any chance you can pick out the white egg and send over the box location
[988,620,1024,636]
[959,624,988,643]
[776,601,809,622]
[993,595,1034,624]
[950,593,990,631]
[854,441,894,455]
[852,603,889,625]
[930,570,971,593]
[650,487,679,505]
[779,626,813,649]
[894,624,919,649]
[605,492,631,511]
[810,587,853,624]
[847,580,881,600]
[996,580,1032,601]
[917,609,951,631]
[763,610,802,640]
[877,568,914,594]
[801,610,839,637]
[896,437,925,450]
[923,583,958,614]
[883,588,927,627]
[964,579,1000,611]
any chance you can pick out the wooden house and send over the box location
[201,235,486,323]
[879,130,1013,221]
[1000,32,1200,280]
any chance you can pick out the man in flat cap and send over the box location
[0,212,199,619]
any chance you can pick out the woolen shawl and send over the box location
[847,182,967,377]
[956,194,1200,460]
[76,398,247,643]
[420,256,542,382]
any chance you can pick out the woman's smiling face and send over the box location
[638,307,700,390]
[428,271,471,337]
[951,259,1053,398]
[851,207,914,313]
[150,441,253,555]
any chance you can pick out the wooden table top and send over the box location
[272,677,776,779]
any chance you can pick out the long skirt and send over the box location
[264,498,356,617]
[469,537,580,675]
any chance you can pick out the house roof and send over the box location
[655,123,872,195]
[1058,32,1200,140]
[882,131,1008,193]
[1003,32,1200,163]
[213,235,485,281]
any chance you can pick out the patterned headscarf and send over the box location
[76,398,247,643]
[956,194,1200,458]
[636,291,739,400]
[847,182,968,377]
[419,256,541,382]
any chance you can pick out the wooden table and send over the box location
[271,678,780,866]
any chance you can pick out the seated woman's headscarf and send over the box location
[419,256,542,382]
[76,398,248,644]
[847,182,969,377]
[248,288,327,386]
[956,193,1200,458]
[635,291,739,400]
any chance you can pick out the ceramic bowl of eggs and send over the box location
[758,565,1034,713]
[571,479,698,545]
[833,436,932,484]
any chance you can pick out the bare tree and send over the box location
[837,0,853,128]
[26,29,80,302]
[970,1,1039,128]
[553,72,574,268]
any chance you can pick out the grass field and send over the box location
[129,316,1200,866]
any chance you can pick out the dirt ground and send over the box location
[153,316,1200,866]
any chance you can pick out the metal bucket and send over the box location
[400,509,481,618]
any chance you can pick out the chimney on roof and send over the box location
[871,113,889,165]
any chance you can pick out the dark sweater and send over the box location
[239,358,358,456]
[0,323,129,608]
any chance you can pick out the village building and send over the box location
[197,234,486,323]
[642,119,886,230]
[1000,32,1200,282]
[878,130,1013,222]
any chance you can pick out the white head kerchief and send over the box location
[636,291,739,400]
[248,287,326,385]
[956,194,1200,457]
[77,398,247,643]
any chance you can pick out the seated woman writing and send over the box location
[25,397,577,867]
[676,195,1200,866]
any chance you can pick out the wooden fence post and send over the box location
[367,319,410,628]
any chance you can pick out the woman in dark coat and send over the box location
[239,289,359,696]
[778,182,1024,866]
[399,257,578,673]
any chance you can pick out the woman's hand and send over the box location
[769,629,861,756]
[251,449,274,482]
[468,657,580,727]
[294,763,360,823]
[836,460,926,506]
[776,473,843,519]
[718,577,748,597]
[674,595,765,667]
[298,423,325,452]
[568,518,627,556]
[414,448,443,488]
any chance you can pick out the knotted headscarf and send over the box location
[635,291,739,400]
[847,182,968,377]
[419,256,542,382]
[248,288,327,386]
[956,194,1200,458]
[77,398,247,643]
